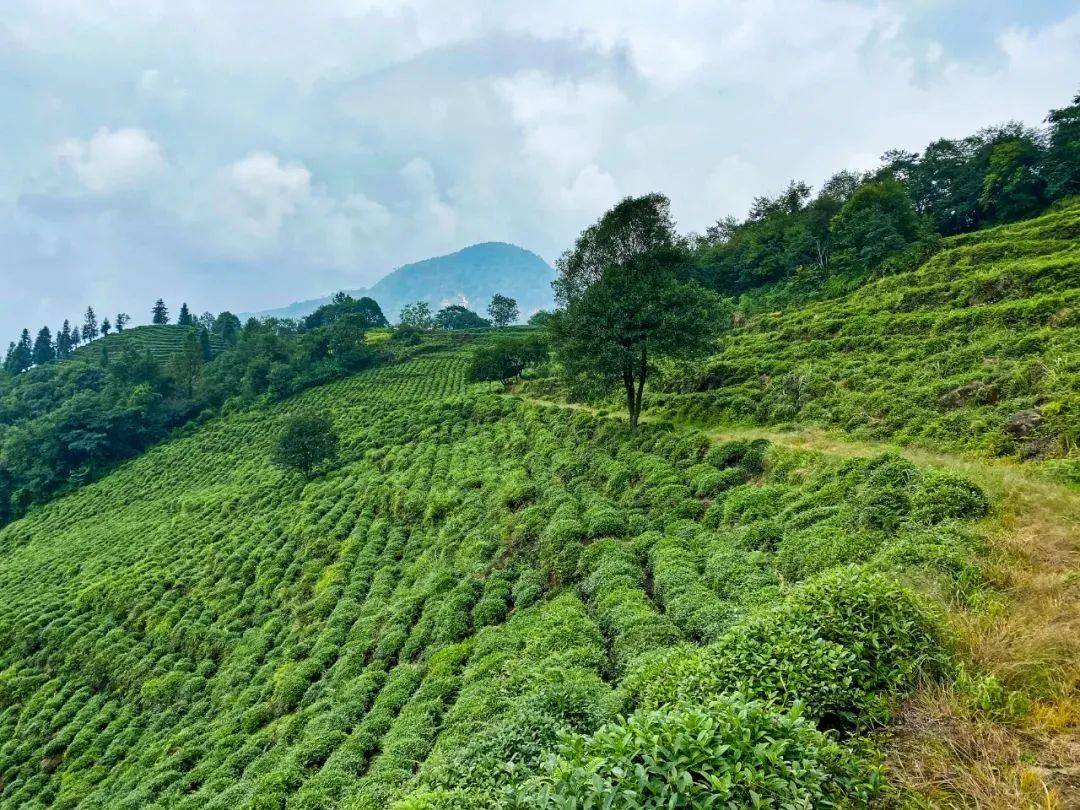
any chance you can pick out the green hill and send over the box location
[247,242,556,324]
[649,200,1080,480]
[0,337,1002,807]
[73,325,226,362]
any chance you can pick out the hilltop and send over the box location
[247,242,556,323]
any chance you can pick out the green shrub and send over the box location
[912,470,990,523]
[524,694,882,808]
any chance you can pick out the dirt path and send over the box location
[515,394,1080,807]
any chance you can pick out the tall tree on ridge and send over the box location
[116,313,130,332]
[83,307,99,342]
[32,327,55,365]
[487,294,519,327]
[178,302,193,326]
[151,299,169,325]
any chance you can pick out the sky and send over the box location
[1,1,1078,337]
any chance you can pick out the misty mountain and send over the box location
[245,242,555,323]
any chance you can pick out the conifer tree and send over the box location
[151,299,169,325]
[71,325,82,348]
[101,317,112,336]
[177,303,193,326]
[83,307,99,341]
[116,313,129,332]
[32,327,55,365]
[57,320,73,358]
[5,329,33,374]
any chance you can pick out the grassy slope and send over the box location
[654,199,1080,480]
[0,342,997,808]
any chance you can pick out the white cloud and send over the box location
[53,127,167,194]
[216,151,311,243]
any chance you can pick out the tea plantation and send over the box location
[652,200,1080,480]
[0,340,998,808]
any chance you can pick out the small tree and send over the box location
[151,299,169,325]
[398,300,434,329]
[830,180,924,273]
[100,317,112,336]
[487,294,519,327]
[467,334,548,386]
[116,312,130,332]
[57,320,73,358]
[177,302,193,326]
[170,329,204,397]
[272,413,340,479]
[4,329,33,374]
[83,307,99,342]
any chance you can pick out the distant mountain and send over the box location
[245,242,555,323]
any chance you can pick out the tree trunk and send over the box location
[623,369,636,429]
[627,342,647,431]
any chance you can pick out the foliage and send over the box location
[487,294,520,328]
[524,694,881,808]
[466,334,548,385]
[399,301,435,328]
[272,412,340,477]
[435,305,491,331]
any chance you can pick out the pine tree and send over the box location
[116,313,129,332]
[32,327,55,365]
[6,329,33,374]
[151,299,169,325]
[177,303,193,326]
[3,343,15,374]
[57,320,73,358]
[101,317,112,336]
[198,328,213,361]
[83,307,99,342]
[71,325,82,348]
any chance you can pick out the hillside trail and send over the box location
[514,393,1080,807]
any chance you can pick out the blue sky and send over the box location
[1,0,1078,336]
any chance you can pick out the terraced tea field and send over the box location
[0,342,1004,807]
[74,325,227,362]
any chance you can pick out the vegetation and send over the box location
[0,339,1003,807]
[0,93,1076,808]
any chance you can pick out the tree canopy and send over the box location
[434,305,490,330]
[271,412,339,478]
[487,294,519,327]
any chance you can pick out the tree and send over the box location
[32,327,55,366]
[326,314,378,371]
[198,329,213,361]
[4,329,33,374]
[552,194,722,430]
[305,293,388,330]
[398,300,434,329]
[527,310,554,327]
[487,294,519,327]
[57,321,73,358]
[434,305,490,330]
[272,413,339,478]
[151,299,169,325]
[116,313,130,332]
[177,302,193,326]
[1044,93,1080,199]
[212,312,242,346]
[554,193,677,306]
[169,329,203,397]
[198,311,216,331]
[979,133,1046,224]
[83,307,99,342]
[467,334,548,385]
[100,317,112,336]
[71,326,82,349]
[830,180,925,273]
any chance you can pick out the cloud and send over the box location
[1,1,1078,337]
[215,152,311,244]
[52,127,167,194]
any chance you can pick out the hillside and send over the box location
[248,242,555,323]
[73,325,226,362]
[0,335,1042,807]
[642,200,1080,481]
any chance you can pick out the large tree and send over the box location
[4,329,33,374]
[829,180,924,272]
[177,302,193,326]
[554,192,677,306]
[487,294,519,327]
[551,194,722,430]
